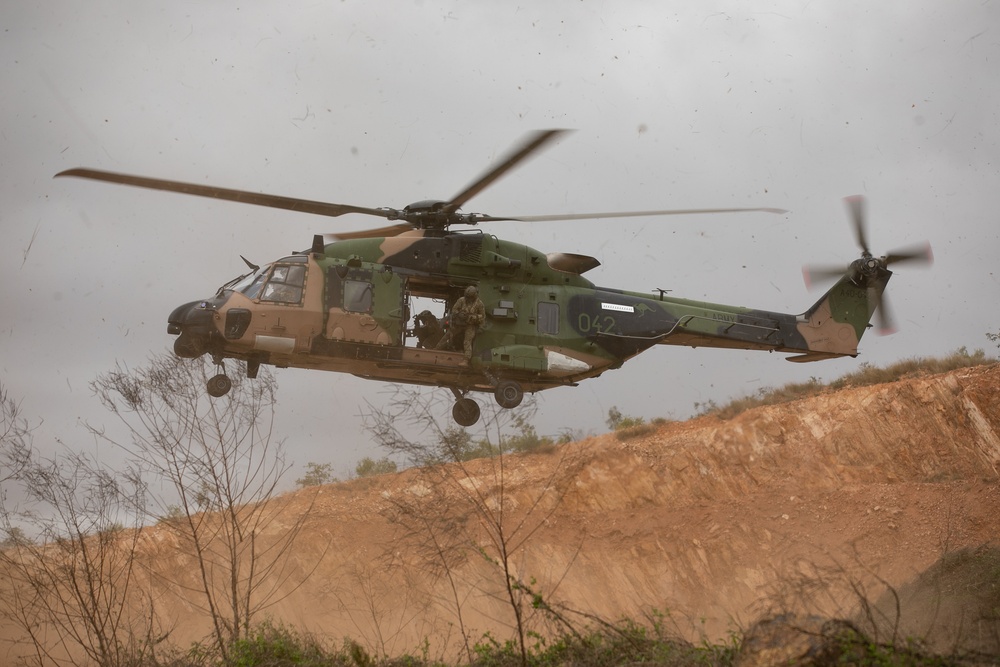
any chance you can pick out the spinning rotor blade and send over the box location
[485,206,788,223]
[55,168,390,220]
[329,223,416,240]
[803,240,933,289]
[56,132,789,238]
[874,290,896,335]
[884,242,933,267]
[803,194,933,336]
[445,129,569,214]
[802,265,849,290]
[844,194,871,254]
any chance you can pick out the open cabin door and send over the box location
[324,263,405,346]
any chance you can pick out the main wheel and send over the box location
[206,374,233,398]
[452,397,481,427]
[494,380,524,409]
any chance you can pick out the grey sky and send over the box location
[3,1,998,479]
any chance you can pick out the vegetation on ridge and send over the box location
[692,347,994,421]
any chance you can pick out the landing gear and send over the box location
[448,379,523,426]
[207,357,233,398]
[494,380,524,409]
[206,373,232,398]
[452,398,481,427]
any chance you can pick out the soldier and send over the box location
[413,310,444,349]
[437,285,485,363]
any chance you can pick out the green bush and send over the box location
[606,406,645,432]
[502,415,556,454]
[227,622,338,667]
[355,456,398,478]
[469,616,735,667]
[150,613,982,667]
[297,462,338,488]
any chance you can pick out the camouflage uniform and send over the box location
[413,310,444,348]
[437,286,485,361]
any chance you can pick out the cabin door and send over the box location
[324,264,405,346]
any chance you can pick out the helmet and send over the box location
[464,285,479,299]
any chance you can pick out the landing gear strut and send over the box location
[450,388,481,427]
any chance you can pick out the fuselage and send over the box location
[168,230,886,397]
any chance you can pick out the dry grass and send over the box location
[694,348,995,421]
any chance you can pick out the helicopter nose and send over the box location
[167,299,213,333]
[167,299,219,358]
[167,301,194,335]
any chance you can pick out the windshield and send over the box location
[218,267,268,298]
[218,254,309,301]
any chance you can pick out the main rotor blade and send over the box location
[328,223,416,240]
[445,129,570,214]
[478,206,788,223]
[55,168,390,220]
[844,195,870,254]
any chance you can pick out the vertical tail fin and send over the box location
[793,264,891,358]
[790,195,931,362]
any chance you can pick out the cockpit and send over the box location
[218,255,308,305]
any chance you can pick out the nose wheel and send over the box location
[206,359,233,398]
[207,373,232,398]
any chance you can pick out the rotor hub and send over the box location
[860,254,882,273]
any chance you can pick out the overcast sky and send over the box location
[3,1,998,481]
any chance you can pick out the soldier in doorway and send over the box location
[413,310,444,349]
[437,285,485,363]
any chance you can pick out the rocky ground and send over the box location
[5,364,1000,661]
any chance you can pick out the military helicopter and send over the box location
[56,130,931,426]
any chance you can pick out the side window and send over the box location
[261,264,306,304]
[537,302,559,335]
[344,279,374,313]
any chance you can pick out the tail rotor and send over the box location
[803,195,932,335]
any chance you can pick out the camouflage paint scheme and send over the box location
[57,131,915,424]
[168,229,888,398]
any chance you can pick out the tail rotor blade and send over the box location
[844,195,871,255]
[874,290,897,335]
[884,242,933,267]
[802,264,848,290]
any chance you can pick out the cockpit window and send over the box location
[231,271,267,299]
[219,268,265,298]
[224,255,308,301]
[261,263,306,304]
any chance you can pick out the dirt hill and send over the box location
[7,364,1000,660]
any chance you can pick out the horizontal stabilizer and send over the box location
[785,351,846,363]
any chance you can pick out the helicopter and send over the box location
[56,129,931,426]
